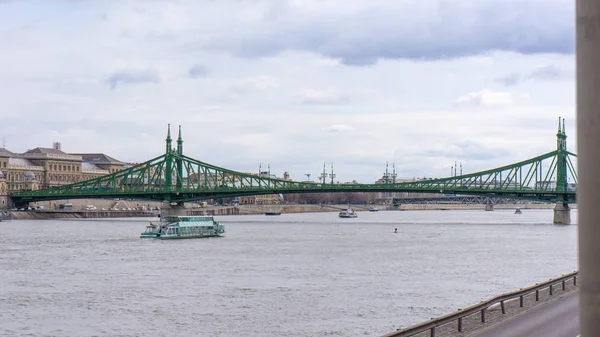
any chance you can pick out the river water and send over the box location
[0,209,578,337]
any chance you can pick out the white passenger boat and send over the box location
[338,209,358,218]
[141,216,225,239]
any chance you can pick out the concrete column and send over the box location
[484,198,494,211]
[577,1,600,335]
[552,202,571,224]
[160,201,188,218]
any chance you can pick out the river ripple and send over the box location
[0,209,577,337]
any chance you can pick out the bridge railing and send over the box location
[381,271,578,337]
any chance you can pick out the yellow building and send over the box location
[0,144,125,193]
[0,170,8,209]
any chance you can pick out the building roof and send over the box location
[72,153,123,165]
[8,157,43,169]
[24,147,67,155]
[0,148,12,157]
[81,162,109,173]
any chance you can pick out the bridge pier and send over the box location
[160,202,188,218]
[553,202,571,225]
[484,198,494,211]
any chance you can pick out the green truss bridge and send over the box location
[11,119,577,224]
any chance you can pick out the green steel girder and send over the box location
[10,150,578,204]
[11,123,577,205]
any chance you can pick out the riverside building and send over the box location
[0,142,124,209]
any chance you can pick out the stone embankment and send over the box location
[4,203,560,220]
[236,203,556,215]
[9,210,157,220]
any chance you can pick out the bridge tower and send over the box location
[161,124,188,217]
[176,125,184,190]
[553,117,570,224]
[165,124,173,194]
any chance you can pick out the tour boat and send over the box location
[140,216,225,239]
[338,209,358,218]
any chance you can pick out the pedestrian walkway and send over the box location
[388,278,577,337]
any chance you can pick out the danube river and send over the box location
[0,209,577,337]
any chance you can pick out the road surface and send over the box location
[472,291,579,337]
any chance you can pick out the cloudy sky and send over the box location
[0,0,575,182]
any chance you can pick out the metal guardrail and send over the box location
[381,271,578,337]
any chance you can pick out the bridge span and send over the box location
[10,121,577,223]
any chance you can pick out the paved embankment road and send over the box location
[471,291,578,337]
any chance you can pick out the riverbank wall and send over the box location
[237,203,558,214]
[4,203,564,220]
[9,211,157,220]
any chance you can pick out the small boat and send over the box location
[265,212,281,216]
[0,212,11,221]
[339,209,358,218]
[369,208,379,212]
[141,216,225,239]
[515,208,522,214]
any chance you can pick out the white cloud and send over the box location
[300,89,350,105]
[230,75,278,93]
[455,89,515,107]
[187,64,209,78]
[0,1,576,183]
[197,0,574,65]
[323,124,355,133]
[528,64,563,81]
[495,64,570,87]
[106,67,160,90]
